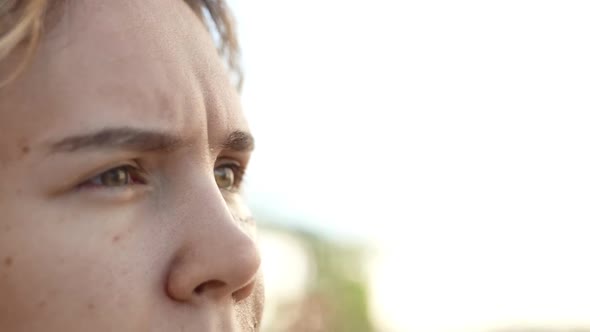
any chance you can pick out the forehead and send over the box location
[0,0,246,151]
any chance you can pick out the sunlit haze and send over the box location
[231,1,590,330]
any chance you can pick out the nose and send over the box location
[165,185,261,304]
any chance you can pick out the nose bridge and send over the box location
[166,176,260,303]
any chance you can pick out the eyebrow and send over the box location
[49,127,254,153]
[223,130,255,152]
[49,127,185,153]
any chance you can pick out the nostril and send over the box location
[193,280,226,295]
[232,280,256,303]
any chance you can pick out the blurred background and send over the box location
[228,1,590,331]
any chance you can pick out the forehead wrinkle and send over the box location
[51,2,207,136]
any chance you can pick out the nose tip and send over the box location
[166,223,261,303]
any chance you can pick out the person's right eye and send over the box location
[79,165,146,189]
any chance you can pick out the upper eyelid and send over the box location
[89,163,140,178]
[215,156,243,165]
[215,157,248,171]
[215,161,245,174]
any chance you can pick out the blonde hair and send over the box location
[0,0,242,89]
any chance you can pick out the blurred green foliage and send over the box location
[261,222,374,332]
[307,232,374,332]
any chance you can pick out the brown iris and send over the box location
[99,167,131,187]
[214,166,235,190]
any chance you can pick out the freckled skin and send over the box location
[0,1,263,331]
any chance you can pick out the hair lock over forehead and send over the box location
[0,0,242,89]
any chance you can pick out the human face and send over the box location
[0,1,263,331]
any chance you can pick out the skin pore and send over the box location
[0,0,263,331]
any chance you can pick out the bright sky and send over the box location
[231,0,590,330]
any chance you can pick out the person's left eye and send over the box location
[214,163,244,191]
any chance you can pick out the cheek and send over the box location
[226,194,257,235]
[0,198,161,330]
[235,274,265,331]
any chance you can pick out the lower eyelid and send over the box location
[74,185,152,203]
